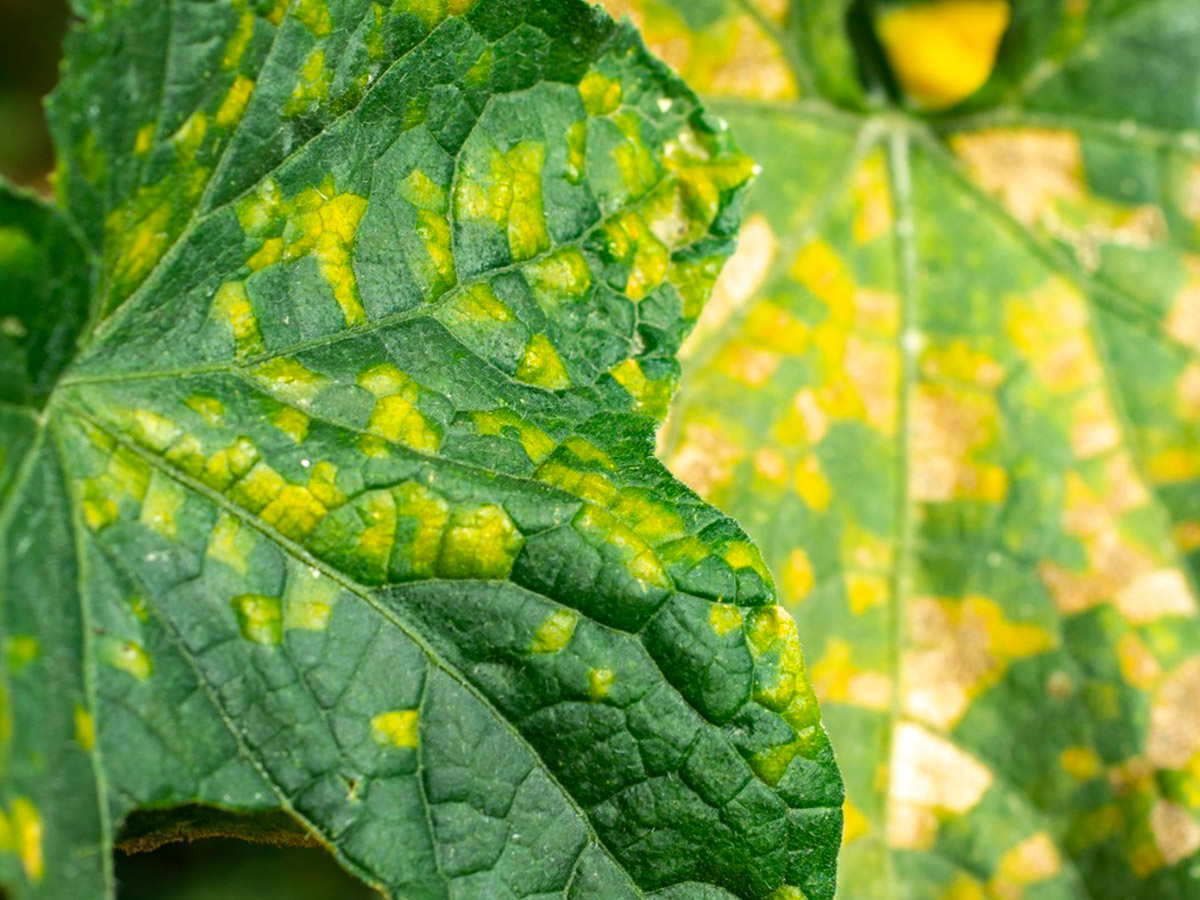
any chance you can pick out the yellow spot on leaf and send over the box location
[283,569,338,631]
[580,69,622,116]
[438,504,524,579]
[516,334,570,390]
[271,406,310,443]
[455,140,550,262]
[876,0,1011,109]
[588,668,615,701]
[1060,745,1101,781]
[532,609,578,654]
[358,364,441,452]
[213,281,265,357]
[139,472,186,539]
[811,638,891,711]
[471,410,555,463]
[12,798,42,883]
[782,548,815,602]
[216,75,255,128]
[371,710,419,748]
[231,594,283,645]
[284,181,368,325]
[134,123,155,155]
[253,357,326,407]
[294,0,333,36]
[609,358,673,419]
[207,512,256,574]
[524,248,592,310]
[710,604,743,636]
[74,706,95,751]
[98,636,153,680]
[185,395,224,426]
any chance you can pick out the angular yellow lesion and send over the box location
[358,364,441,453]
[139,471,186,539]
[579,69,622,117]
[283,568,339,631]
[402,170,456,295]
[97,636,153,680]
[207,512,256,574]
[747,606,819,728]
[392,0,477,29]
[201,436,259,492]
[252,357,327,407]
[438,504,524,580]
[294,0,333,36]
[524,247,592,310]
[259,484,330,542]
[185,395,225,426]
[565,120,587,185]
[612,489,685,545]
[810,638,891,711]
[134,123,155,156]
[709,604,743,637]
[230,593,283,645]
[603,210,669,301]
[537,460,618,506]
[392,482,449,579]
[80,446,152,532]
[782,548,815,602]
[228,461,286,514]
[11,798,42,883]
[588,668,615,701]
[612,112,659,198]
[455,140,550,262]
[876,0,1011,109]
[212,281,265,358]
[285,180,369,325]
[724,540,771,582]
[216,74,255,129]
[1060,745,1101,781]
[516,334,570,391]
[471,410,556,463]
[531,609,579,654]
[74,706,95,751]
[575,506,670,589]
[609,358,673,419]
[223,0,254,70]
[271,406,310,443]
[794,453,833,511]
[370,709,419,748]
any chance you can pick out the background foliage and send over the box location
[594,0,1200,898]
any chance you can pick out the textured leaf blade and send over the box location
[0,1,843,898]
[606,0,1200,897]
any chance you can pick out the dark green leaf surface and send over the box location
[601,1,1200,899]
[0,2,842,898]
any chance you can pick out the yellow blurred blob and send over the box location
[876,0,1011,109]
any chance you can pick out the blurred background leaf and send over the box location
[0,0,69,189]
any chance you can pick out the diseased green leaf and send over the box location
[602,0,1200,898]
[0,2,843,898]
